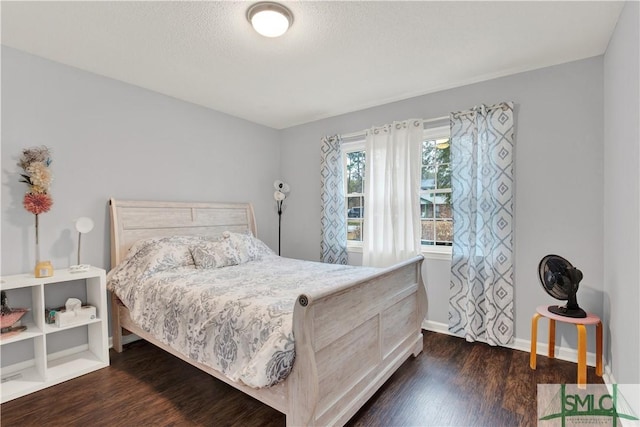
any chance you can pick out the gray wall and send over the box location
[280,57,605,352]
[603,1,640,383]
[2,46,281,277]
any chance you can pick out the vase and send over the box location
[34,260,53,278]
[33,214,53,278]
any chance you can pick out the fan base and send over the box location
[548,305,587,318]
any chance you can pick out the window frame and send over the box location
[342,125,453,260]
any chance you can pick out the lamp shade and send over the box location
[75,217,94,234]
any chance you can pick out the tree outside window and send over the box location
[420,137,452,246]
[346,150,365,242]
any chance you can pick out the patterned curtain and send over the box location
[448,102,515,346]
[320,135,348,264]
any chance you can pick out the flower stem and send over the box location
[35,214,40,262]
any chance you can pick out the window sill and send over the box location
[346,245,452,261]
[420,248,452,261]
[347,244,363,253]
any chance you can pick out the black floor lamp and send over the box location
[273,180,290,256]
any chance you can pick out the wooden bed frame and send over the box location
[109,198,426,426]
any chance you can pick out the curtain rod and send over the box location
[340,115,449,141]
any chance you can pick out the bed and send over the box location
[108,198,426,426]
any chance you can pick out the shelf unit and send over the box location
[0,267,109,403]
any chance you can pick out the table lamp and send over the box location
[69,217,94,273]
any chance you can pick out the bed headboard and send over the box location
[109,198,257,268]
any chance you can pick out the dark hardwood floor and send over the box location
[1,331,603,426]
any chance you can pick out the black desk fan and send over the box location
[538,254,587,318]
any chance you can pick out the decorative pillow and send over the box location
[125,235,199,274]
[225,230,259,263]
[191,234,241,269]
[252,235,276,258]
[107,235,203,293]
[225,230,276,261]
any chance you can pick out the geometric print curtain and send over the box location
[448,102,515,346]
[320,135,348,264]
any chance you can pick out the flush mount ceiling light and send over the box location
[247,2,293,38]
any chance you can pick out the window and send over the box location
[343,141,365,244]
[420,126,452,247]
[343,125,452,252]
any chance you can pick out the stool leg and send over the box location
[577,324,587,388]
[548,319,556,359]
[530,313,542,369]
[596,321,603,376]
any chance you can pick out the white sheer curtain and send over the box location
[363,119,423,267]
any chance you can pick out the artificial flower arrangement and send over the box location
[18,146,54,277]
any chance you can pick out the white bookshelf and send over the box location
[0,267,109,403]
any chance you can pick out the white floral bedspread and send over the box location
[108,243,381,388]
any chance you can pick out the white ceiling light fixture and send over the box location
[247,2,293,38]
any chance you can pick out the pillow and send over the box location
[124,235,199,274]
[252,235,277,258]
[107,235,203,292]
[225,230,276,261]
[191,234,241,269]
[225,230,259,263]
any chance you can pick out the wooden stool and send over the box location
[530,305,603,387]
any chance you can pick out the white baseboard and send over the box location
[422,319,600,368]
[602,365,617,386]
[108,334,141,349]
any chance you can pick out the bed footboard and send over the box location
[288,255,426,427]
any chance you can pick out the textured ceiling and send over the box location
[1,1,624,129]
